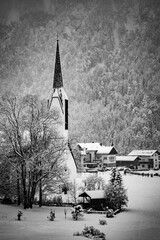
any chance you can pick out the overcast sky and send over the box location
[0,0,62,24]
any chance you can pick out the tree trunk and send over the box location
[27,172,31,207]
[39,179,42,207]
[28,182,37,209]
[21,163,28,209]
[17,171,21,206]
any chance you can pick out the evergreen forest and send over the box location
[0,0,160,154]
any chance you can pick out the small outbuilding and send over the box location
[116,156,140,169]
[79,190,106,210]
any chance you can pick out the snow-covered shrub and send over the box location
[99,219,107,225]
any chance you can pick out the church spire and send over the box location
[53,35,63,88]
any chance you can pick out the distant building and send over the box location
[128,150,160,170]
[77,142,117,171]
[116,156,140,169]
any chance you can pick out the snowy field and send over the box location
[0,173,160,240]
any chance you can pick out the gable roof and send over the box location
[77,142,101,151]
[77,143,117,154]
[116,156,140,162]
[128,150,158,157]
[97,146,117,155]
[79,190,105,199]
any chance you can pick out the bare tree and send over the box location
[80,175,105,191]
[0,92,68,208]
[68,179,79,204]
[0,156,17,200]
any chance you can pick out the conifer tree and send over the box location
[105,169,128,211]
[109,168,117,185]
[115,170,123,187]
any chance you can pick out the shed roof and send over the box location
[128,150,158,157]
[116,156,140,162]
[79,190,105,199]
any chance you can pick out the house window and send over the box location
[95,156,101,161]
[109,156,115,162]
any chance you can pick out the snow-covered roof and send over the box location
[128,150,158,157]
[77,142,101,151]
[79,190,105,199]
[116,156,140,162]
[97,146,114,154]
[77,143,116,154]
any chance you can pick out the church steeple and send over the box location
[53,35,63,88]
[48,36,68,134]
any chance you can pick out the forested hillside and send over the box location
[0,0,160,154]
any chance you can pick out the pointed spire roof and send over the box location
[53,35,63,88]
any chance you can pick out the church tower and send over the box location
[47,37,77,182]
[48,37,68,140]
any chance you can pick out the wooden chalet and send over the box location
[77,143,118,171]
[128,150,160,170]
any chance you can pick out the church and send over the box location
[47,37,77,181]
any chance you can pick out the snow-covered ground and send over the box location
[0,172,160,240]
[108,173,160,240]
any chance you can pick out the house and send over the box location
[128,150,160,170]
[77,143,117,171]
[79,190,106,210]
[116,156,140,169]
